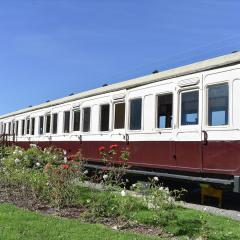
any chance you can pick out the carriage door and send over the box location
[174,77,203,172]
[202,69,239,174]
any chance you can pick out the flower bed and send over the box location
[0,144,240,239]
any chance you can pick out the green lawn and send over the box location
[0,204,158,240]
[73,187,240,240]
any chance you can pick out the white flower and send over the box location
[125,178,129,183]
[18,150,23,155]
[103,174,108,180]
[121,190,126,197]
[165,187,169,192]
[53,155,57,160]
[30,144,37,148]
[86,199,91,203]
[36,162,41,167]
[83,170,88,175]
[63,150,67,155]
[159,186,164,191]
[132,183,136,188]
[63,157,67,163]
[153,176,159,182]
[15,158,20,164]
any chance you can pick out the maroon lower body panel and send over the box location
[14,140,240,176]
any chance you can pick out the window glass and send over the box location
[52,113,58,134]
[46,115,51,133]
[114,103,125,129]
[8,122,11,135]
[26,119,30,134]
[64,111,70,133]
[130,98,142,130]
[157,94,173,128]
[39,116,44,135]
[181,90,199,125]
[208,84,229,126]
[31,118,35,135]
[3,123,6,134]
[100,104,110,131]
[21,120,25,135]
[73,109,80,131]
[83,107,91,132]
[15,121,19,136]
[12,122,15,135]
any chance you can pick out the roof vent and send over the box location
[102,83,108,87]
[28,105,32,108]
[69,93,74,96]
[46,100,50,103]
[232,50,238,53]
[152,70,159,74]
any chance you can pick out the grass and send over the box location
[0,204,159,240]
[75,187,240,240]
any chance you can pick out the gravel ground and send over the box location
[178,201,240,221]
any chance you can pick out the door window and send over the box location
[157,93,173,128]
[181,90,199,126]
[207,84,228,126]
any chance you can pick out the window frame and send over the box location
[30,117,35,135]
[205,82,230,128]
[99,103,110,132]
[128,97,143,131]
[15,120,19,136]
[63,110,71,134]
[179,88,200,127]
[72,107,81,132]
[82,106,91,133]
[39,116,44,135]
[113,101,126,130]
[25,118,30,135]
[155,92,174,130]
[45,113,51,134]
[52,113,58,134]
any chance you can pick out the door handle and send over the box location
[202,130,208,145]
[125,133,129,145]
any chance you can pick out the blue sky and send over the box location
[0,0,240,115]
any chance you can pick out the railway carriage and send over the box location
[1,52,240,192]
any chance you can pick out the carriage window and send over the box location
[45,115,51,133]
[39,116,44,135]
[181,90,199,125]
[15,121,19,136]
[12,122,15,135]
[52,113,58,134]
[114,102,125,129]
[26,118,30,134]
[3,123,6,134]
[157,93,173,128]
[130,98,142,130]
[83,107,91,132]
[208,84,229,126]
[8,122,11,135]
[100,104,110,131]
[21,120,25,135]
[73,109,80,131]
[31,118,35,135]
[64,111,70,133]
